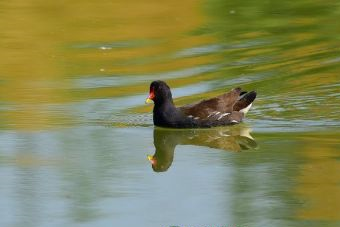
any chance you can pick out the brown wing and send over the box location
[179,88,242,118]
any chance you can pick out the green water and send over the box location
[1,0,340,227]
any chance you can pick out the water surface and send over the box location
[1,0,340,227]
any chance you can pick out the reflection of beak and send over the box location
[147,155,156,165]
[145,97,153,104]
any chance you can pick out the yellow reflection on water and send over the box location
[0,0,213,130]
[296,137,340,221]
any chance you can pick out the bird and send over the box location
[145,80,256,128]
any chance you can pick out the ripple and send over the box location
[73,64,220,89]
[251,119,340,133]
[69,40,155,50]
[174,43,224,58]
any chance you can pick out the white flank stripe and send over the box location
[207,112,215,118]
[217,113,230,120]
[208,111,218,118]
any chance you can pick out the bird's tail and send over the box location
[233,91,257,115]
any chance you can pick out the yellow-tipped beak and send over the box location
[145,98,153,104]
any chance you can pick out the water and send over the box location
[1,0,340,227]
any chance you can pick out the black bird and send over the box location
[145,80,256,128]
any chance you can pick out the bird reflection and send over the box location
[148,125,257,172]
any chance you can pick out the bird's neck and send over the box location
[153,100,179,127]
[153,99,176,112]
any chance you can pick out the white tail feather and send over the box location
[240,103,252,115]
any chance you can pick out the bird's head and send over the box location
[145,80,173,105]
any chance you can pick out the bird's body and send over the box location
[146,80,256,128]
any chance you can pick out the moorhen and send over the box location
[145,80,256,128]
